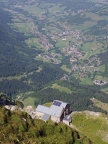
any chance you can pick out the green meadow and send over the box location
[21,97,37,107]
[80,41,105,61]
[70,20,96,31]
[56,39,69,49]
[61,65,71,73]
[91,98,108,112]
[12,22,32,32]
[101,87,108,94]
[98,65,105,72]
[49,4,64,13]
[0,74,26,81]
[80,77,93,85]
[25,38,42,49]
[85,13,102,21]
[51,83,72,94]
[24,5,45,16]
[72,111,108,144]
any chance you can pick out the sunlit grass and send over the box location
[51,83,72,94]
[20,97,37,107]
[72,111,108,144]
[61,65,71,73]
[91,98,108,112]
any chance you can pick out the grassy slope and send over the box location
[72,111,108,144]
[25,38,42,49]
[91,98,108,112]
[61,65,71,73]
[20,97,37,107]
[101,87,108,94]
[0,107,92,144]
[80,77,93,85]
[51,83,72,94]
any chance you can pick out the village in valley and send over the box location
[3,0,108,86]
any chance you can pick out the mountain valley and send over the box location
[0,0,108,118]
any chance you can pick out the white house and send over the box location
[36,100,71,122]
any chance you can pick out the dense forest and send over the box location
[32,80,108,114]
[0,106,92,144]
[0,8,43,77]
[25,64,64,90]
[0,79,31,97]
[1,76,108,113]
[87,20,108,36]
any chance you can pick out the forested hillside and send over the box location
[0,8,42,77]
[32,80,108,114]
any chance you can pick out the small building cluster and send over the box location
[93,80,107,86]
[36,100,72,125]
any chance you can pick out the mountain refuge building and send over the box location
[36,100,71,124]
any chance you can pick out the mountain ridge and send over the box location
[0,106,93,144]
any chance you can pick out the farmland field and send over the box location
[20,97,37,107]
[61,65,71,73]
[25,38,42,49]
[80,77,93,85]
[51,83,72,94]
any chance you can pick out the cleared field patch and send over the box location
[91,98,108,112]
[25,38,41,49]
[95,75,103,80]
[80,41,103,59]
[45,25,56,33]
[49,4,65,14]
[80,77,93,85]
[24,5,45,16]
[21,97,37,107]
[72,111,108,144]
[81,42,94,58]
[81,42,96,51]
[0,74,25,81]
[101,87,108,94]
[80,51,88,60]
[12,22,32,32]
[71,20,96,31]
[56,39,69,49]
[11,18,22,23]
[35,55,43,61]
[51,83,72,94]
[85,13,102,21]
[61,65,71,73]
[36,67,42,73]
[98,65,105,72]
